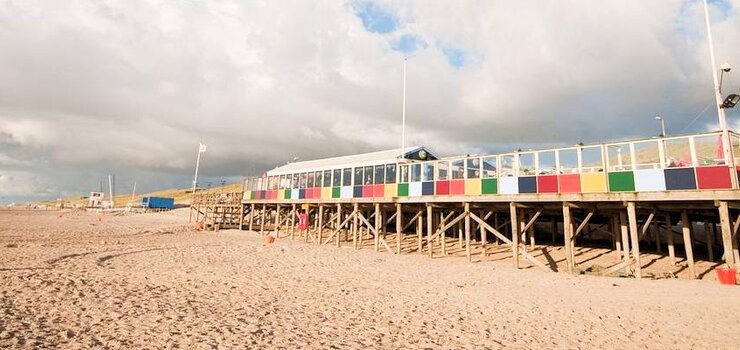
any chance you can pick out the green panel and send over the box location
[332,187,341,198]
[608,171,635,192]
[250,191,256,200]
[397,183,409,197]
[284,189,291,199]
[481,178,498,194]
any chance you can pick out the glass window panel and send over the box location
[437,161,449,180]
[400,165,409,183]
[314,171,322,187]
[581,146,603,173]
[695,134,724,166]
[537,151,556,175]
[385,164,397,184]
[501,155,516,176]
[634,141,661,169]
[375,165,385,184]
[292,174,299,189]
[733,135,740,167]
[559,149,578,174]
[364,166,373,184]
[466,158,480,178]
[664,137,693,168]
[280,175,287,189]
[307,172,315,188]
[411,164,421,182]
[299,173,307,188]
[607,144,632,171]
[332,169,341,187]
[519,153,535,176]
[323,170,332,187]
[482,156,497,178]
[342,168,351,186]
[422,162,435,181]
[451,159,464,179]
[354,167,363,186]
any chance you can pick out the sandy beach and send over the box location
[1,209,739,349]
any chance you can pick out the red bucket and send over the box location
[715,266,737,285]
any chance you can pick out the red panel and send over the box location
[373,184,385,197]
[312,188,321,198]
[449,180,465,195]
[537,175,558,193]
[363,185,373,197]
[558,174,581,193]
[436,181,450,195]
[696,166,732,189]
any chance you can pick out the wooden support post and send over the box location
[704,221,714,262]
[352,203,359,249]
[480,210,487,257]
[249,203,255,232]
[274,204,281,237]
[562,203,573,273]
[620,211,630,262]
[718,201,737,268]
[260,204,266,235]
[627,202,641,279]
[427,204,433,258]
[336,204,341,247]
[374,203,380,252]
[417,211,423,253]
[681,210,696,279]
[528,212,535,249]
[652,217,661,253]
[465,202,471,262]
[440,212,446,255]
[317,205,324,245]
[290,204,296,239]
[612,215,622,260]
[510,202,519,269]
[396,203,402,255]
[458,217,464,249]
[665,214,675,265]
[239,203,245,230]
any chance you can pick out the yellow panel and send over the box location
[277,189,285,199]
[385,184,398,197]
[322,187,332,199]
[243,191,251,201]
[581,172,607,193]
[464,179,481,195]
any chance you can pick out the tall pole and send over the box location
[702,0,735,187]
[656,116,666,137]
[192,144,205,195]
[401,57,407,159]
[130,181,137,206]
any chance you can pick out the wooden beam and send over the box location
[249,203,255,232]
[402,211,423,232]
[469,212,552,272]
[665,214,675,265]
[704,221,714,262]
[718,201,737,268]
[627,202,641,279]
[510,202,519,269]
[427,204,433,258]
[374,203,380,252]
[562,203,574,273]
[681,210,697,279]
[352,203,359,250]
[465,202,471,262]
[396,203,402,255]
[290,204,295,239]
[572,210,594,240]
[317,205,324,245]
[619,211,630,262]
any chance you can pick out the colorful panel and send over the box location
[537,175,558,193]
[409,182,422,196]
[422,182,435,196]
[696,166,732,189]
[322,187,332,199]
[500,177,518,194]
[634,169,666,192]
[362,185,373,198]
[384,184,397,197]
[664,168,696,190]
[243,191,251,201]
[518,176,537,194]
[464,179,481,195]
[436,181,450,195]
[449,180,465,195]
[608,171,635,192]
[397,183,409,197]
[353,186,363,198]
[332,187,341,198]
[277,189,285,199]
[558,174,581,193]
[581,173,607,193]
[291,189,299,200]
[481,178,498,194]
[299,189,306,199]
[374,184,385,197]
[341,186,353,199]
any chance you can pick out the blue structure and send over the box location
[142,197,175,210]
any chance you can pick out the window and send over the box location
[299,173,307,188]
[537,151,556,175]
[364,166,373,184]
[519,153,535,176]
[695,134,724,166]
[292,174,299,189]
[323,170,332,187]
[466,158,480,178]
[385,164,397,184]
[664,137,692,168]
[437,161,449,180]
[482,156,497,178]
[307,172,315,188]
[411,164,421,182]
[581,146,603,173]
[634,141,660,170]
[332,169,341,187]
[375,165,385,184]
[501,155,516,176]
[422,162,435,181]
[268,176,276,190]
[342,168,352,186]
[558,149,578,174]
[354,167,363,186]
[451,159,464,179]
[607,144,633,171]
[315,171,323,187]
[400,164,409,183]
[278,175,286,189]
[285,174,292,189]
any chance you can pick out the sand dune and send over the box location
[1,209,738,349]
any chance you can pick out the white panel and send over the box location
[409,182,422,196]
[499,177,519,195]
[341,186,353,199]
[634,169,666,192]
[291,189,299,200]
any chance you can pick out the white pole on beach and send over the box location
[401,57,407,159]
[130,181,137,207]
[192,143,207,194]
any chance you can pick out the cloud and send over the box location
[0,0,739,202]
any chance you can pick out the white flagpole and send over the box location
[192,144,205,194]
[401,57,407,159]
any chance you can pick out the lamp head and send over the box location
[721,94,740,109]
[720,62,731,73]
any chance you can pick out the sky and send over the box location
[1,0,740,204]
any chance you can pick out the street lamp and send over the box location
[655,116,666,137]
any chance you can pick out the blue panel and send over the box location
[518,176,537,193]
[499,177,518,194]
[409,182,422,196]
[341,186,353,199]
[299,189,306,199]
[422,181,435,195]
[353,186,363,198]
[664,168,696,190]
[634,169,666,192]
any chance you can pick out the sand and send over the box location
[1,209,739,349]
